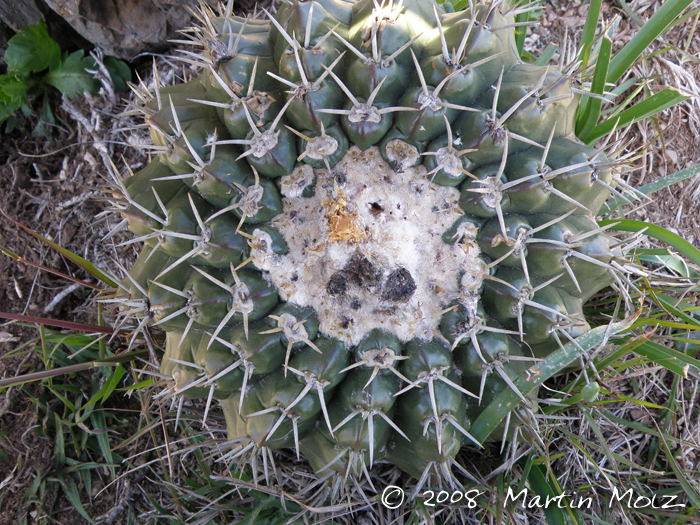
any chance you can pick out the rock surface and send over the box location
[42,0,215,60]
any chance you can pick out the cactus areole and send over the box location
[112,0,630,483]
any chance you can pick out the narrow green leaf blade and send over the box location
[533,43,558,66]
[577,35,611,140]
[526,464,583,525]
[634,340,700,378]
[607,0,694,84]
[598,219,700,268]
[4,214,118,287]
[469,321,631,443]
[577,0,602,68]
[101,364,126,403]
[599,163,700,215]
[52,474,96,524]
[656,432,700,508]
[90,408,116,478]
[637,162,700,198]
[586,87,689,144]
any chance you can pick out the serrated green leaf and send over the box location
[44,50,100,98]
[0,97,23,124]
[0,73,31,99]
[5,20,60,74]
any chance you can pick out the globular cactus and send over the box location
[108,0,635,488]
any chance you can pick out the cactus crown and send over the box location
[110,0,637,490]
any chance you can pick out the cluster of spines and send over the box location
[102,0,648,491]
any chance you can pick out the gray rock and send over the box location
[41,0,216,60]
[0,0,43,32]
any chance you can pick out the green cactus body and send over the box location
[112,0,630,487]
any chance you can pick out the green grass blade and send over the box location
[615,394,666,410]
[600,409,698,448]
[600,82,646,119]
[90,408,116,479]
[102,363,126,401]
[634,340,700,378]
[516,453,535,495]
[513,1,543,60]
[54,412,66,467]
[0,244,106,291]
[607,0,694,84]
[82,364,126,411]
[469,321,631,443]
[599,162,700,215]
[654,293,700,326]
[598,219,700,268]
[557,427,663,474]
[51,474,96,524]
[636,253,700,279]
[117,378,154,390]
[608,76,641,98]
[3,213,119,287]
[0,312,118,334]
[526,464,583,525]
[580,408,623,481]
[513,12,527,59]
[576,35,611,140]
[618,0,645,26]
[586,87,689,144]
[0,348,148,388]
[577,0,603,68]
[533,43,558,66]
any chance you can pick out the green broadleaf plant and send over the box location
[0,19,131,133]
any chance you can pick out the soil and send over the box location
[0,97,127,525]
[1,0,699,523]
